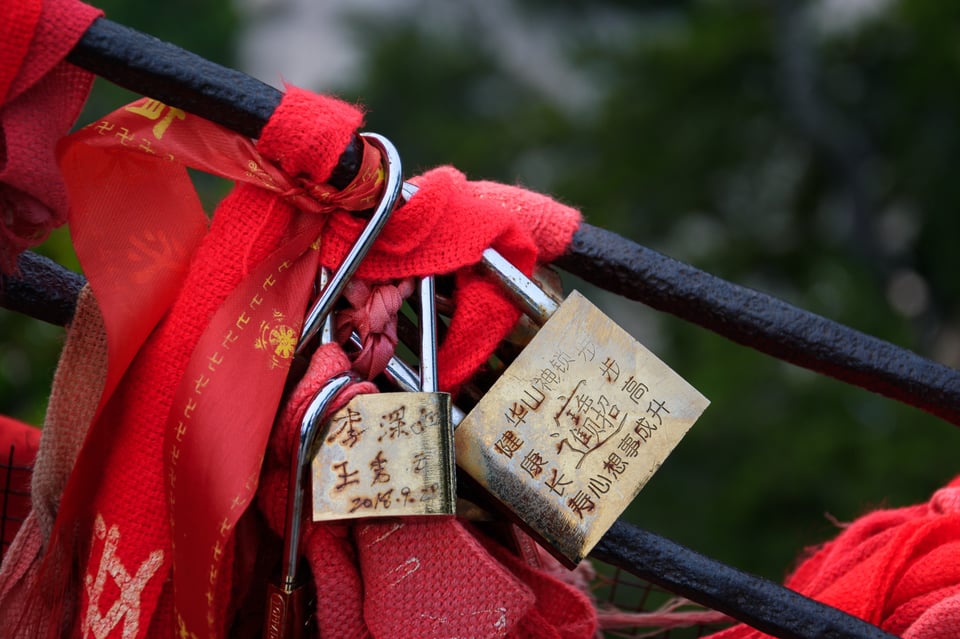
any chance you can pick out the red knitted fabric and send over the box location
[41,83,587,638]
[319,167,581,391]
[707,477,960,639]
[43,88,365,639]
[0,0,101,270]
[0,416,41,552]
[0,1,42,102]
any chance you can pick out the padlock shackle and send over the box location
[296,133,404,355]
[419,275,439,393]
[479,248,559,324]
[348,330,467,425]
[282,371,356,588]
[400,183,560,325]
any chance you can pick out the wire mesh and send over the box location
[0,444,33,563]
[591,563,731,638]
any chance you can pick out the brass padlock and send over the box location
[265,131,403,639]
[264,372,355,639]
[311,275,456,520]
[448,227,710,566]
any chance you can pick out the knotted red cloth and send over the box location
[334,277,415,380]
[0,0,101,271]
[708,476,960,639]
[28,83,588,639]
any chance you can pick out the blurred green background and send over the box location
[3,0,960,585]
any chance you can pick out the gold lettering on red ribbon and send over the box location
[125,99,186,139]
[165,235,323,637]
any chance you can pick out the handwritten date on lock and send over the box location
[311,393,456,521]
[456,291,709,566]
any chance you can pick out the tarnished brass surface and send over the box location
[456,291,709,565]
[311,392,456,521]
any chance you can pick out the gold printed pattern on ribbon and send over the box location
[255,309,299,367]
[165,253,314,636]
[90,116,176,161]
[125,98,186,140]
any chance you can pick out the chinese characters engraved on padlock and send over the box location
[455,290,709,566]
[311,392,456,520]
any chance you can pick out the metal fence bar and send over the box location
[57,17,960,426]
[558,224,960,425]
[593,520,897,639]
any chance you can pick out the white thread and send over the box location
[388,556,421,587]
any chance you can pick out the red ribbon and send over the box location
[56,93,379,638]
[54,85,586,638]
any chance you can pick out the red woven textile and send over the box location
[708,477,960,639]
[0,0,100,270]
[31,83,588,639]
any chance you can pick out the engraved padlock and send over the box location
[264,372,355,639]
[403,183,710,566]
[265,132,403,639]
[311,274,456,521]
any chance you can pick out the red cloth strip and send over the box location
[0,0,101,271]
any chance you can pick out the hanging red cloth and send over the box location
[8,81,591,639]
[0,0,101,270]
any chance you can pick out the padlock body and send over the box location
[311,392,456,521]
[455,291,709,565]
[263,583,307,639]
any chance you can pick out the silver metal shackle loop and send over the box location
[282,371,356,589]
[400,182,559,325]
[418,275,439,393]
[296,133,404,354]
